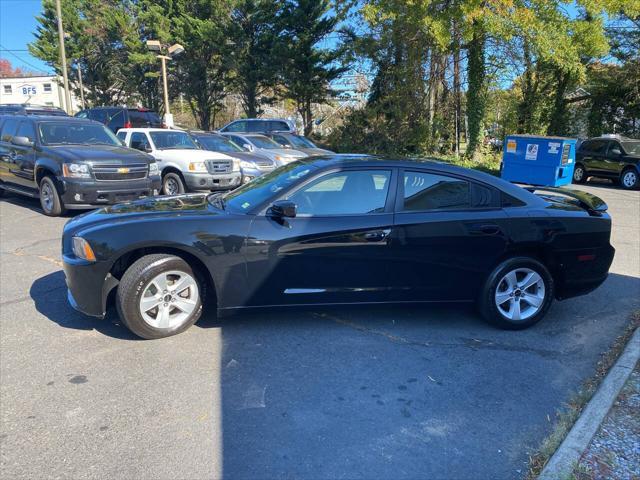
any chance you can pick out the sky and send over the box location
[0,0,52,74]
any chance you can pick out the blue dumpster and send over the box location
[501,135,577,187]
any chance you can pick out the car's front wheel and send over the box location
[39,176,66,216]
[620,168,639,190]
[162,172,185,195]
[572,164,587,184]
[479,257,554,330]
[116,254,203,339]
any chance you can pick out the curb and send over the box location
[538,327,640,479]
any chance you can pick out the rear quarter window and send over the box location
[268,121,290,131]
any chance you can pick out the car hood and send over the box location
[152,149,234,161]
[45,144,153,164]
[224,151,268,163]
[260,148,306,158]
[299,147,334,156]
[64,194,221,234]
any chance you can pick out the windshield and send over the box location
[196,135,243,153]
[287,135,317,149]
[622,140,640,155]
[218,162,317,212]
[248,135,282,149]
[149,131,198,150]
[38,122,120,145]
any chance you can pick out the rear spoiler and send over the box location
[523,186,608,215]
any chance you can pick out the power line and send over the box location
[0,44,51,73]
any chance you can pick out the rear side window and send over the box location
[107,109,126,130]
[0,118,19,142]
[145,111,161,125]
[16,121,36,143]
[247,120,266,132]
[90,109,109,124]
[402,171,470,211]
[268,120,290,131]
[128,110,149,126]
[584,140,608,154]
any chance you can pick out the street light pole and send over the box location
[159,55,170,116]
[146,40,184,128]
[55,0,72,113]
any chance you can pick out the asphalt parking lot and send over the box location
[1,181,639,480]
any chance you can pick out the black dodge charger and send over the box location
[62,156,615,339]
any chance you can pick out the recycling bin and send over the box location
[501,135,577,186]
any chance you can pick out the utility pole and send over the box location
[55,0,72,113]
[146,40,184,128]
[159,55,170,116]
[76,63,85,110]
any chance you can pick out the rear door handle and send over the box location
[469,224,502,236]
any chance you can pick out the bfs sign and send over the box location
[19,84,37,96]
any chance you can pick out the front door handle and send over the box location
[363,228,391,242]
[468,224,502,236]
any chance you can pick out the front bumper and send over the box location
[63,254,118,318]
[183,172,241,191]
[60,176,161,209]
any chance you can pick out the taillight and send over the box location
[162,123,167,129]
[124,121,132,128]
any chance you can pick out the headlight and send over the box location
[62,163,91,178]
[188,161,208,172]
[149,162,159,175]
[240,160,256,170]
[72,237,96,262]
[233,159,241,172]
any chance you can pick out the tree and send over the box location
[0,59,32,78]
[230,0,282,117]
[278,0,347,135]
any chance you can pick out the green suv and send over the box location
[574,135,640,190]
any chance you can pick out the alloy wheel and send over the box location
[164,177,179,195]
[41,182,54,212]
[573,166,584,181]
[494,268,546,321]
[139,270,199,329]
[622,171,637,188]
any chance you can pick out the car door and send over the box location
[130,132,150,152]
[9,119,38,189]
[604,141,625,176]
[243,168,398,307]
[0,117,20,188]
[388,169,510,302]
[582,140,609,175]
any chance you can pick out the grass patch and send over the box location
[526,311,640,479]
[433,152,503,176]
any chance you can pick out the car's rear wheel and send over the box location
[116,254,203,339]
[620,168,639,190]
[479,257,554,329]
[572,164,587,184]
[39,176,66,216]
[162,172,185,195]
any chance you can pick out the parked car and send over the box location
[75,107,163,133]
[117,128,241,195]
[0,104,68,116]
[218,118,297,134]
[63,155,614,339]
[265,132,333,156]
[221,133,306,166]
[574,135,640,190]
[0,115,160,216]
[190,131,276,184]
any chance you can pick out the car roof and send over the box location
[3,114,98,123]
[118,128,176,132]
[85,106,155,111]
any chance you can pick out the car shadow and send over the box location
[1,191,89,217]
[30,270,140,340]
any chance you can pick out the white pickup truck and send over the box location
[117,128,241,195]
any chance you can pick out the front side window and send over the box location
[287,169,391,216]
[248,135,282,149]
[149,131,197,150]
[38,122,121,146]
[130,132,150,151]
[402,171,470,211]
[196,135,242,153]
[286,134,316,149]
[16,121,36,143]
[607,142,623,156]
[0,118,19,142]
[224,121,247,132]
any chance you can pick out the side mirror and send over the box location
[610,148,622,156]
[12,136,34,148]
[243,143,254,152]
[144,145,152,153]
[270,200,297,218]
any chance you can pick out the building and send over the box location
[0,75,80,112]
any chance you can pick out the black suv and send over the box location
[574,135,640,189]
[0,115,161,216]
[75,107,163,133]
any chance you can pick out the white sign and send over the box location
[548,142,561,154]
[525,143,538,161]
[19,84,37,96]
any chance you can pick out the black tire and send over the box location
[620,168,639,190]
[572,164,587,184]
[478,257,554,330]
[162,172,186,195]
[39,175,66,216]
[116,254,204,339]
